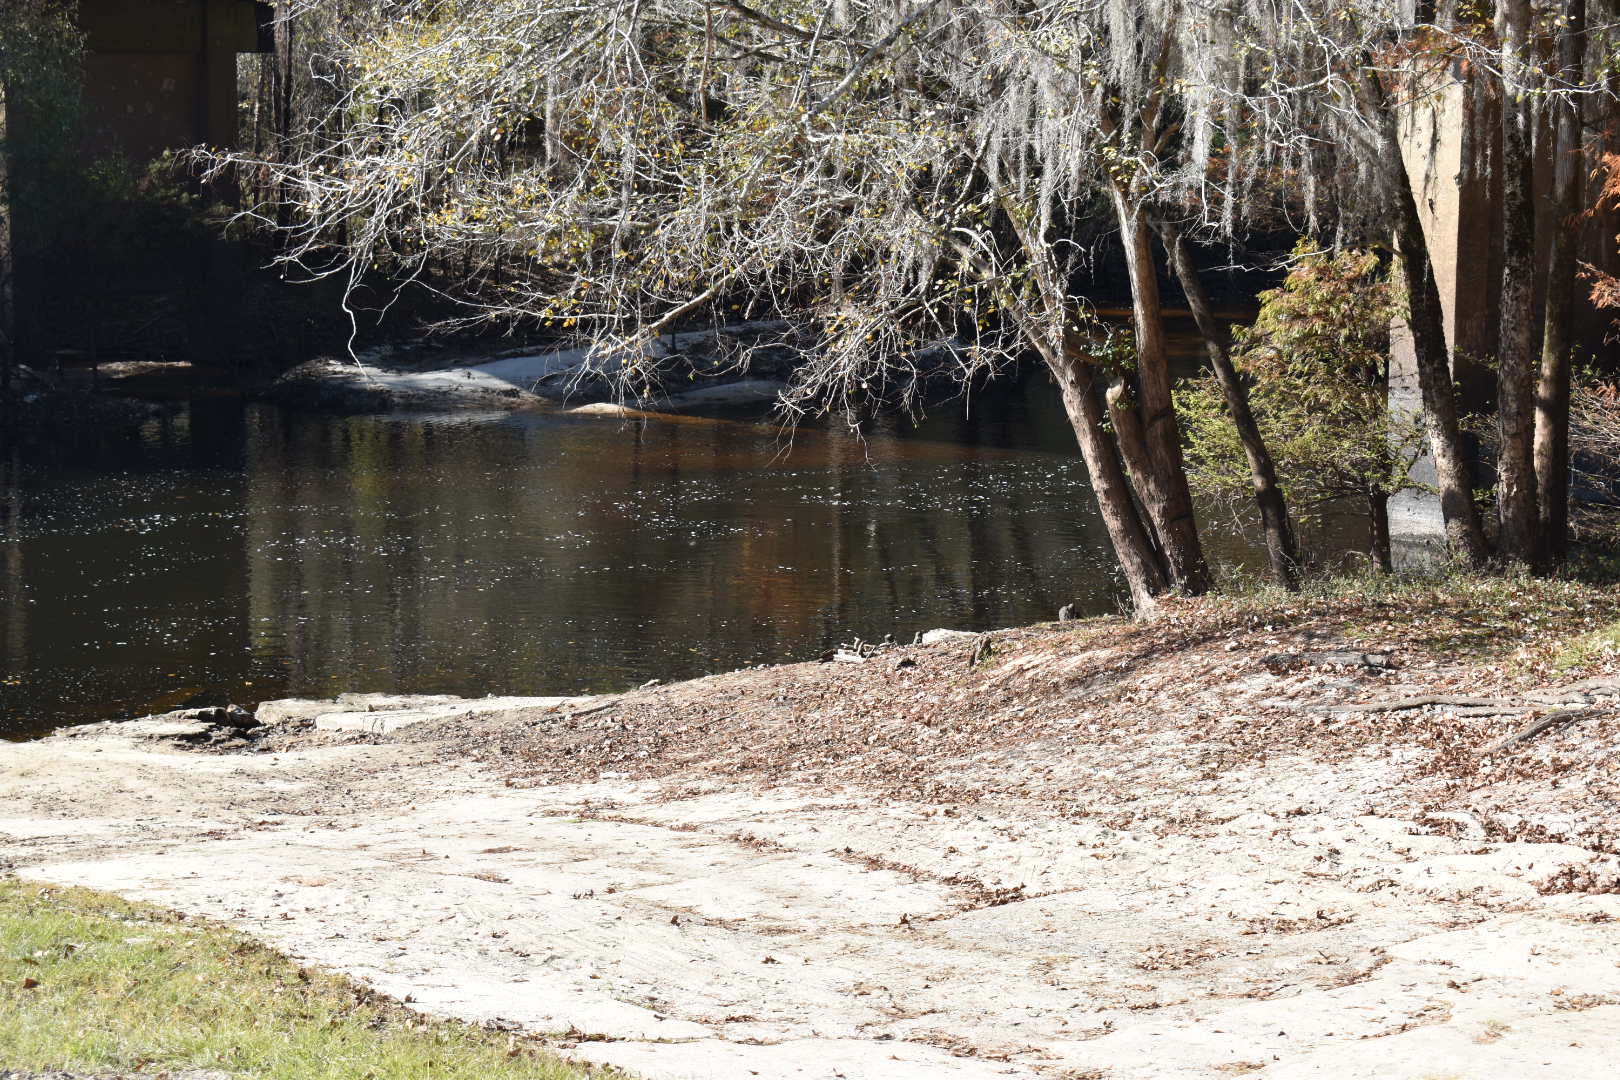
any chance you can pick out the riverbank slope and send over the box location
[5,576,1620,1079]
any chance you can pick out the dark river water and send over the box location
[0,372,1278,739]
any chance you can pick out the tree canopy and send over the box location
[205,0,1620,610]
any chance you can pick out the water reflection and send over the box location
[3,375,1152,738]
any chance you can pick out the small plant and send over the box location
[1551,617,1620,671]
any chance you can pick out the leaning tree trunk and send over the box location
[1159,220,1301,589]
[1109,187,1210,595]
[1104,374,1158,525]
[1495,0,1541,565]
[1535,0,1587,567]
[1014,325,1167,615]
[999,190,1171,615]
[1385,143,1491,567]
[1055,351,1170,615]
[1358,64,1491,567]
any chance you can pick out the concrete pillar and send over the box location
[1387,79,1498,550]
[1385,70,1617,554]
[74,0,268,368]
[191,0,247,367]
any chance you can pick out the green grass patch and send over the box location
[1551,619,1620,672]
[0,878,601,1079]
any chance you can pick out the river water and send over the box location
[0,373,1275,739]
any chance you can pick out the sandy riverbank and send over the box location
[6,586,1620,1079]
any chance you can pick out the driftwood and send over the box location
[562,701,617,722]
[1316,683,1615,718]
[1558,677,1620,696]
[1311,695,1501,715]
[1263,651,1392,672]
[1522,689,1596,706]
[1477,708,1599,757]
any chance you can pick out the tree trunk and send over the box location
[1109,187,1210,594]
[1535,0,1586,567]
[1008,305,1169,613]
[1369,490,1393,574]
[1159,220,1301,589]
[273,2,298,231]
[1387,148,1491,567]
[1047,343,1169,615]
[1495,0,1541,564]
[996,191,1169,615]
[1105,373,1156,520]
[1357,63,1491,566]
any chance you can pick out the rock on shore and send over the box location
[254,323,797,415]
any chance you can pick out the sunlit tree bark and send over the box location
[1536,0,1589,566]
[1109,192,1210,594]
[1495,0,1540,564]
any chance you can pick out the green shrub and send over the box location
[1178,241,1423,571]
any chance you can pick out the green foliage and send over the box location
[1,0,85,220]
[3,5,204,261]
[0,1,81,121]
[0,879,590,1079]
[1178,241,1423,529]
[1552,617,1620,671]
